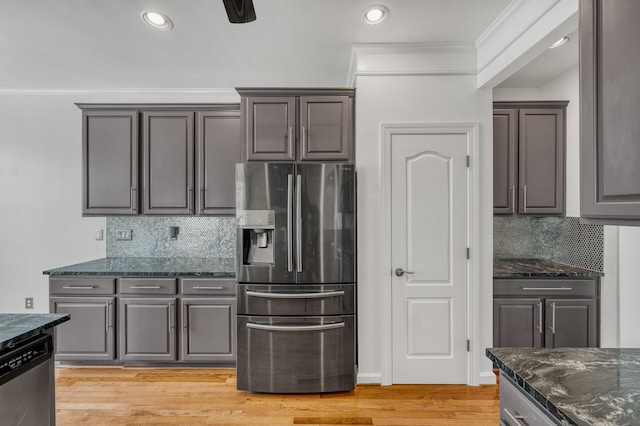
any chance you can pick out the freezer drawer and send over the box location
[237,284,355,316]
[237,315,356,393]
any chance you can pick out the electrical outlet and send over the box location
[95,229,104,241]
[25,297,33,309]
[116,230,133,240]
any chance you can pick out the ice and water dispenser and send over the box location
[239,210,275,265]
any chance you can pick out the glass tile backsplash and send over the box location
[493,216,603,272]
[106,216,236,258]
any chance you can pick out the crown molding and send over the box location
[350,42,477,79]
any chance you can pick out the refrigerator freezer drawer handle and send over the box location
[287,174,294,272]
[246,290,345,299]
[296,174,303,273]
[246,322,345,332]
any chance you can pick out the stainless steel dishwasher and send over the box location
[0,333,55,425]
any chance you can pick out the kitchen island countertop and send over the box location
[487,347,640,426]
[0,313,70,351]
[43,257,235,278]
[494,258,603,279]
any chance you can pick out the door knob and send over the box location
[394,268,415,277]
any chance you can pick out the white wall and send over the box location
[354,74,494,384]
[618,226,640,347]
[0,90,239,313]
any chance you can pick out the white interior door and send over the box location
[391,132,469,384]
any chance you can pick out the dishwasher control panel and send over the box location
[0,335,51,378]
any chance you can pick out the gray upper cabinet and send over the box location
[82,110,138,215]
[493,101,567,216]
[238,88,355,163]
[142,111,195,215]
[244,96,296,161]
[196,111,241,215]
[493,109,517,214]
[580,0,640,224]
[299,96,352,162]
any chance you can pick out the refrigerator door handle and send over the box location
[296,174,303,273]
[287,174,294,272]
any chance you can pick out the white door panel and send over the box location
[391,132,468,384]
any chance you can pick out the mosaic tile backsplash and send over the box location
[106,217,236,258]
[493,216,603,272]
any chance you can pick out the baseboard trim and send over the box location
[478,371,498,386]
[357,372,382,385]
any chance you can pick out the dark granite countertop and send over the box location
[487,347,640,426]
[494,258,603,279]
[0,313,70,351]
[43,257,235,278]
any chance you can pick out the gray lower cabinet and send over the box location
[493,102,567,216]
[118,297,177,362]
[493,279,599,348]
[238,88,355,163]
[81,109,138,215]
[49,277,116,361]
[180,298,235,362]
[500,372,559,425]
[580,0,640,223]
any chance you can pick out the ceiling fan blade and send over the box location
[222,0,256,23]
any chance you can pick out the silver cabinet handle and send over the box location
[130,186,137,212]
[129,285,161,289]
[169,302,175,330]
[537,302,543,333]
[246,290,345,299]
[287,174,294,273]
[509,185,516,212]
[200,188,206,213]
[296,174,303,273]
[193,286,224,290]
[187,187,193,212]
[550,302,556,334]
[522,287,573,291]
[394,268,415,277]
[522,185,527,213]
[246,322,345,332]
[106,301,112,332]
[62,286,95,289]
[287,126,294,151]
[503,408,526,425]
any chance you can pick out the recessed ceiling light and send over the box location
[363,5,389,25]
[141,11,173,30]
[549,36,570,49]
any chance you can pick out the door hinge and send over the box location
[466,247,470,259]
[467,339,470,352]
[466,155,470,167]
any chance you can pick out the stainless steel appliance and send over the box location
[0,334,55,425]
[236,163,356,393]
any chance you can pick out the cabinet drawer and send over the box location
[500,373,559,425]
[119,278,177,294]
[50,277,115,295]
[494,279,597,297]
[180,278,236,296]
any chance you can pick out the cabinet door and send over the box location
[244,96,296,161]
[581,0,640,222]
[493,298,543,347]
[118,297,177,361]
[82,110,138,215]
[493,109,517,214]
[518,108,565,215]
[545,298,598,348]
[180,298,236,362]
[50,296,115,361]
[142,111,195,214]
[299,96,352,162]
[196,111,241,215]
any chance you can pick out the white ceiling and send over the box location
[0,0,513,90]
[496,29,579,88]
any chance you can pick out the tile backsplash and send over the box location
[106,216,236,258]
[493,216,603,272]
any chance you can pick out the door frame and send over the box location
[380,123,480,386]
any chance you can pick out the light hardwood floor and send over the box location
[55,367,499,425]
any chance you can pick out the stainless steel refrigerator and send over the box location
[235,163,356,393]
